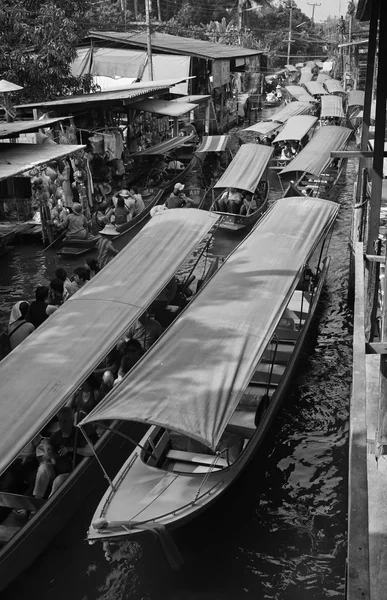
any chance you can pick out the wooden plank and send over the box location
[365,255,385,263]
[347,241,370,600]
[366,342,387,354]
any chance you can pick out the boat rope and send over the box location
[79,426,116,491]
[88,423,154,458]
[194,454,224,502]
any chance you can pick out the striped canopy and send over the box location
[195,135,229,153]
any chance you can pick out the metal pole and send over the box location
[145,0,153,80]
[287,2,293,66]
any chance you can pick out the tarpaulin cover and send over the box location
[280,126,352,176]
[214,143,273,192]
[141,55,191,95]
[82,196,339,450]
[317,73,332,83]
[268,101,313,123]
[130,133,195,157]
[129,98,198,117]
[304,81,328,96]
[272,115,317,143]
[195,135,229,153]
[93,76,137,92]
[0,209,218,476]
[321,95,344,118]
[299,72,313,84]
[72,47,148,79]
[243,121,282,135]
[347,90,365,107]
[324,79,346,95]
[0,144,86,182]
[286,86,315,102]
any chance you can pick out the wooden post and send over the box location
[204,99,210,135]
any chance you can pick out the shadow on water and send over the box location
[2,150,355,600]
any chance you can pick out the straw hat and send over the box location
[72,203,82,215]
[174,183,185,192]
[99,223,118,236]
[118,189,131,198]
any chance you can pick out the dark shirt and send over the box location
[28,300,48,328]
[50,426,86,473]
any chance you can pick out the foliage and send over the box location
[0,0,94,103]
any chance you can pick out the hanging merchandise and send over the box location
[89,134,104,154]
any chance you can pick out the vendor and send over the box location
[58,203,88,239]
[166,183,193,209]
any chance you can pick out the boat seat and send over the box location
[251,363,286,385]
[166,449,228,468]
[262,342,294,364]
[169,462,223,474]
[0,492,46,512]
[226,409,257,439]
[239,385,275,410]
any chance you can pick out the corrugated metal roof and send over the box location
[88,31,263,60]
[129,98,198,117]
[0,117,73,139]
[16,79,188,109]
[0,143,86,181]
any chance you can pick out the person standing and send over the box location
[96,224,119,269]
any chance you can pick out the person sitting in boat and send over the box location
[167,158,185,171]
[239,192,257,216]
[58,203,88,239]
[217,188,243,214]
[166,183,193,209]
[114,196,131,226]
[280,143,293,161]
[66,267,89,298]
[91,201,114,235]
[128,186,145,217]
[48,278,64,308]
[28,285,57,328]
[276,85,283,100]
[96,224,119,270]
[55,268,72,302]
[125,311,163,352]
[8,301,35,350]
[113,339,144,386]
[266,91,276,103]
[84,258,100,279]
[112,189,135,213]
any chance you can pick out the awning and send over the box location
[195,135,229,153]
[304,81,328,96]
[347,90,365,108]
[272,115,318,144]
[299,72,313,84]
[0,143,85,181]
[286,86,315,103]
[317,73,332,83]
[243,121,282,135]
[268,101,313,123]
[0,209,219,476]
[0,117,73,139]
[214,143,273,192]
[72,47,148,79]
[140,54,191,95]
[324,79,346,95]
[286,64,298,72]
[81,196,339,450]
[129,98,198,117]
[280,126,352,176]
[130,133,195,157]
[321,95,344,118]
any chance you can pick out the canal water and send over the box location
[1,126,354,600]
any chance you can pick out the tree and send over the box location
[0,0,94,104]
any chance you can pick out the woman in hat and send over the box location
[96,224,119,269]
[58,203,88,239]
[166,183,193,209]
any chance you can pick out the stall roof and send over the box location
[324,79,346,95]
[321,95,345,118]
[304,81,328,96]
[243,120,282,136]
[16,79,189,110]
[268,101,313,123]
[280,126,352,177]
[285,86,315,103]
[214,143,273,193]
[0,117,72,139]
[272,115,318,144]
[195,135,229,153]
[0,143,86,181]
[347,90,365,107]
[130,133,195,157]
[129,98,198,117]
[87,31,263,60]
[0,209,218,476]
[82,196,339,450]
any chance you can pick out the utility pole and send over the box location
[307,2,321,23]
[238,0,243,45]
[145,0,153,80]
[287,1,293,66]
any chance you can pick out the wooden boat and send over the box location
[269,114,318,170]
[209,143,274,231]
[278,125,353,197]
[285,85,315,104]
[0,209,219,593]
[319,95,346,126]
[303,81,328,99]
[81,195,339,549]
[58,234,99,256]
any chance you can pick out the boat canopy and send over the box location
[81,196,339,450]
[195,135,229,153]
[315,61,324,68]
[295,62,305,68]
[301,66,312,73]
[285,86,315,103]
[320,95,345,118]
[0,210,218,476]
[272,115,318,144]
[243,120,282,135]
[324,79,346,95]
[347,90,365,107]
[130,133,195,157]
[285,64,298,72]
[299,72,313,84]
[268,101,313,123]
[213,143,273,192]
[280,125,352,176]
[317,73,332,83]
[304,81,328,96]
